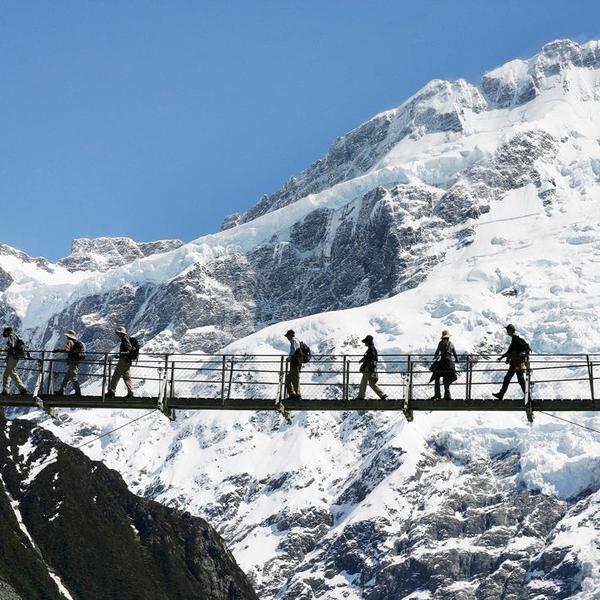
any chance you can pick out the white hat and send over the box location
[116,326,127,335]
[441,330,450,338]
[65,330,77,340]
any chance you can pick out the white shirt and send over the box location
[288,338,300,357]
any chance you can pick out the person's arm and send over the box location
[433,342,441,360]
[452,344,459,362]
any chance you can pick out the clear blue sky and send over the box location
[2,1,599,260]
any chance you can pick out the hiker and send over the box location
[429,330,459,400]
[493,324,531,399]
[106,326,134,398]
[357,335,387,400]
[284,329,303,399]
[53,330,83,396]
[1,327,28,395]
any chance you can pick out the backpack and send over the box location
[14,336,27,359]
[299,341,311,363]
[72,340,86,361]
[513,336,531,355]
[129,337,140,361]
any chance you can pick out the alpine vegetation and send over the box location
[2,39,600,598]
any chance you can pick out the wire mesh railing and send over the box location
[3,352,600,406]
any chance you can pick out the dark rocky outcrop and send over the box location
[0,412,258,600]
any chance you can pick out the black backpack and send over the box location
[513,336,531,354]
[72,340,86,361]
[14,336,27,359]
[129,337,140,361]
[299,341,312,363]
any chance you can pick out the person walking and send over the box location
[54,330,83,396]
[106,326,134,398]
[493,324,531,399]
[357,335,387,400]
[284,330,303,399]
[1,327,28,395]
[429,330,459,400]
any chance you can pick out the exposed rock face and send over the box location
[0,412,258,600]
[58,237,184,272]
[482,39,600,108]
[242,79,486,223]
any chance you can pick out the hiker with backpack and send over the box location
[106,326,136,398]
[493,324,531,400]
[357,335,387,400]
[1,327,28,395]
[53,330,85,396]
[284,329,306,400]
[429,330,459,400]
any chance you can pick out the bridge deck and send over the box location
[2,394,600,413]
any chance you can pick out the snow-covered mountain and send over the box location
[4,39,600,598]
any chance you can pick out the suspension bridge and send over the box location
[1,351,599,423]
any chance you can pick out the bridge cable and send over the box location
[29,409,159,476]
[537,410,600,436]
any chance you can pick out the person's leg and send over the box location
[71,362,81,395]
[443,375,452,399]
[516,369,526,393]
[284,371,293,397]
[122,362,134,395]
[368,376,386,399]
[8,357,26,392]
[499,366,516,396]
[358,371,368,399]
[2,362,10,393]
[433,377,441,399]
[59,361,76,393]
[292,364,301,398]
[109,359,124,392]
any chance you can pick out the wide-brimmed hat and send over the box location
[65,330,77,340]
[441,330,450,338]
[362,335,374,344]
[116,326,127,335]
[284,329,295,338]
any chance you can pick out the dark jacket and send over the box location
[360,344,378,372]
[501,335,530,366]
[119,335,133,361]
[430,339,458,382]
[5,333,21,358]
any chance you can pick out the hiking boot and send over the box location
[1,389,8,396]
[380,394,388,400]
[429,395,441,400]
[492,392,504,400]
[105,390,115,398]
[19,388,28,395]
[54,389,64,396]
[126,392,135,398]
